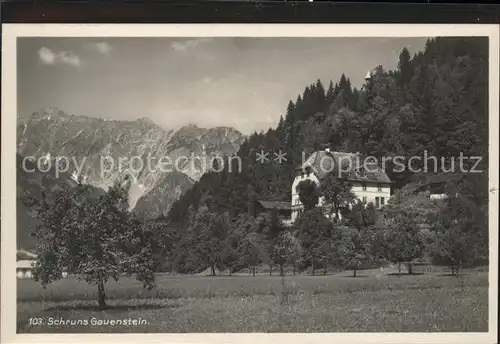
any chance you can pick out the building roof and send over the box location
[17,249,37,261]
[402,173,464,194]
[298,150,392,184]
[256,200,291,211]
[17,259,35,269]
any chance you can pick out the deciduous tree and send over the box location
[294,208,332,275]
[320,173,356,222]
[32,177,159,309]
[296,179,320,211]
[272,230,303,276]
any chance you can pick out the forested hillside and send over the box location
[154,37,489,275]
[27,37,489,277]
[168,37,488,223]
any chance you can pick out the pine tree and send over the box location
[326,80,335,104]
[396,46,413,87]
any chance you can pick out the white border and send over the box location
[2,24,499,344]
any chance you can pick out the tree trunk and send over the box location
[398,261,402,277]
[252,266,256,277]
[97,280,106,309]
[323,264,327,275]
[312,260,315,276]
[353,268,357,277]
[451,266,455,276]
[211,264,216,276]
[229,266,232,276]
[280,263,284,277]
[408,263,413,275]
[334,202,339,222]
[248,264,251,276]
[269,264,272,276]
[293,263,296,276]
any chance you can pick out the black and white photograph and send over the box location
[1,24,498,342]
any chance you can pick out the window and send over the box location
[377,184,382,191]
[381,197,385,206]
[375,197,380,208]
[362,196,367,204]
[362,183,367,191]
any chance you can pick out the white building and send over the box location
[16,249,68,279]
[17,260,35,279]
[290,148,393,223]
[16,250,37,279]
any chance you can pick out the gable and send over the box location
[17,249,37,261]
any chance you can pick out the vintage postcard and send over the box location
[1,24,499,344]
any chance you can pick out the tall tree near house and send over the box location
[31,176,158,309]
[294,208,332,275]
[345,202,378,229]
[296,179,320,211]
[320,172,356,221]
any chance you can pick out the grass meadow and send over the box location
[17,267,488,333]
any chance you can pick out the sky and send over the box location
[18,37,428,134]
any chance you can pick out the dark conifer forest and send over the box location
[159,37,488,274]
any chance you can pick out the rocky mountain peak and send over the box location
[17,108,246,220]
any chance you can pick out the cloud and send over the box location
[170,38,213,52]
[38,47,81,67]
[93,41,113,55]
